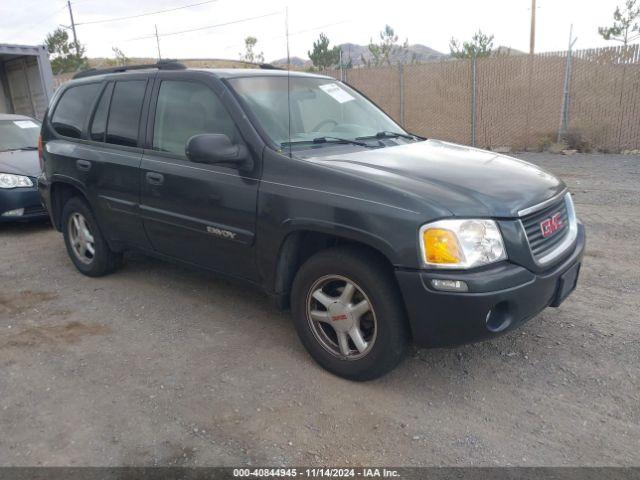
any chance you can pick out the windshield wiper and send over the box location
[313,136,373,147]
[281,136,374,148]
[357,131,417,141]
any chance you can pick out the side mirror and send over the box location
[186,133,249,167]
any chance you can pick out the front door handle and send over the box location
[145,171,164,186]
[76,160,91,172]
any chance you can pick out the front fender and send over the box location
[280,218,397,263]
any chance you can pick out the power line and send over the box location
[289,20,352,39]
[126,11,281,41]
[74,0,219,26]
[20,3,67,30]
[221,19,352,52]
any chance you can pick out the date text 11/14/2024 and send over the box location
[233,468,401,477]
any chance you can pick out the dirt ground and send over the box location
[0,153,638,467]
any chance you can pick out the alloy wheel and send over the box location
[306,275,377,360]
[68,212,95,264]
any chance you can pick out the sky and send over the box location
[0,0,630,61]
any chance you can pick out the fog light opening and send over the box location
[485,302,512,333]
[1,208,24,217]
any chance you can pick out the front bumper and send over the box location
[0,184,48,222]
[396,222,586,348]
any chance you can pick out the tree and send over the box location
[111,47,128,67]
[449,30,495,59]
[240,36,264,64]
[308,33,340,70]
[45,27,88,74]
[598,0,640,45]
[362,25,413,67]
[105,47,128,67]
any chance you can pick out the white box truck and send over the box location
[0,43,55,120]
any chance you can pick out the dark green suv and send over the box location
[38,62,585,380]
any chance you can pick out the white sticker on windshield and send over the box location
[319,83,355,104]
[14,120,39,129]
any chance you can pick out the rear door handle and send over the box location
[76,160,91,172]
[145,172,164,186]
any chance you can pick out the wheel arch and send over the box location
[49,178,91,231]
[272,223,399,309]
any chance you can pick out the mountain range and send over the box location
[272,42,449,68]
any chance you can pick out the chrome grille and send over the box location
[521,198,570,260]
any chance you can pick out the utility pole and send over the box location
[66,0,80,58]
[155,25,162,61]
[529,0,536,54]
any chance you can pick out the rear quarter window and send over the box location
[51,83,101,139]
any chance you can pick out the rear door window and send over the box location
[51,83,101,138]
[105,80,146,147]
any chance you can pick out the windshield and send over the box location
[227,76,408,149]
[0,119,40,152]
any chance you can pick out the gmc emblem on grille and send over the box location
[540,213,563,238]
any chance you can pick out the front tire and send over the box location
[61,196,122,277]
[291,246,409,381]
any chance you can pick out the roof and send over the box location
[0,113,35,121]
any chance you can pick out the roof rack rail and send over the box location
[72,59,187,79]
[258,63,284,70]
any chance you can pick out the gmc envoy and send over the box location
[38,62,585,380]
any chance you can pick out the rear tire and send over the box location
[61,196,122,277]
[291,246,409,381]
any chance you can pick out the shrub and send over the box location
[562,129,593,153]
[535,133,555,153]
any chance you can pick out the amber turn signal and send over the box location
[422,228,463,265]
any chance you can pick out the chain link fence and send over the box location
[324,44,640,152]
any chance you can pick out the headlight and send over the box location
[0,173,33,189]
[420,219,507,269]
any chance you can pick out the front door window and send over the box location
[152,80,239,157]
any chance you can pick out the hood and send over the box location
[0,149,41,178]
[308,139,565,217]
